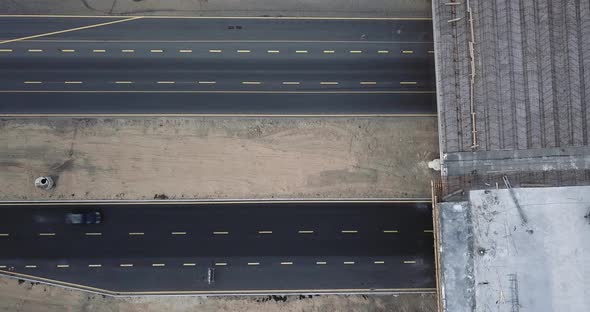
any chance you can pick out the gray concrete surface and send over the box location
[439,186,590,311]
[1,0,432,17]
[443,146,590,177]
[438,201,474,311]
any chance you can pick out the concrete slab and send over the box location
[439,186,590,311]
[438,201,474,311]
[443,146,590,177]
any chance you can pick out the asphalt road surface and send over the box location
[0,201,435,295]
[0,16,435,115]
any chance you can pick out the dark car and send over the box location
[65,210,102,225]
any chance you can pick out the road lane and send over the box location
[0,17,435,115]
[0,16,433,42]
[0,201,435,294]
[0,92,435,115]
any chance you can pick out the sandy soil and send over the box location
[0,277,436,312]
[0,117,438,201]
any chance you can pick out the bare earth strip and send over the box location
[0,117,438,200]
[0,276,436,312]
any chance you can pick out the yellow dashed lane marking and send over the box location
[400,81,417,85]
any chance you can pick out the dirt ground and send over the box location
[0,278,436,312]
[0,117,438,201]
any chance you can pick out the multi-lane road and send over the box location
[0,15,436,295]
[0,201,435,295]
[0,15,435,116]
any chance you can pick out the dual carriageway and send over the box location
[0,15,436,295]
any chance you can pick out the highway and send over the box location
[0,16,435,115]
[0,201,435,295]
